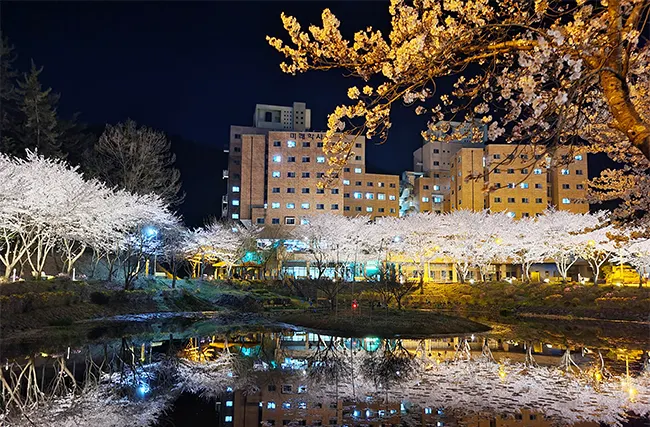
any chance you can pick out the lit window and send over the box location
[378,193,386,200]
[225,416,233,423]
[366,207,373,212]
[575,155,583,161]
[232,186,240,193]
[433,185,440,191]
[354,168,362,173]
[365,193,374,200]
[287,140,296,147]
[353,192,362,199]
[232,200,239,206]
[343,180,350,185]
[425,408,433,415]
[562,198,571,204]
[316,156,326,163]
[271,203,280,209]
[282,402,291,409]
[267,401,276,409]
[300,218,309,225]
[520,183,529,189]
[389,195,396,200]
[422,197,430,202]
[226,401,233,407]
[434,196,443,203]
[378,182,385,187]
[272,155,281,163]
[286,203,295,209]
[533,168,542,175]
[506,212,516,218]
[561,169,569,175]
[272,171,281,178]
[231,213,239,219]
[508,183,516,188]
[301,203,310,209]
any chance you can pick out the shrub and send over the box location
[90,291,110,305]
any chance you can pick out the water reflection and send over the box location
[2,329,649,427]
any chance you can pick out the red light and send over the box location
[352,300,358,310]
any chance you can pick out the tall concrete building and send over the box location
[224,103,400,224]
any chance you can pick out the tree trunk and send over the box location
[171,256,177,289]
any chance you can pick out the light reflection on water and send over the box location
[1,321,649,427]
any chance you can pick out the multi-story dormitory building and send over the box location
[404,125,589,218]
[223,109,590,283]
[223,102,400,226]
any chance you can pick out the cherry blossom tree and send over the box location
[536,210,602,283]
[578,218,620,285]
[268,0,650,224]
[502,216,546,282]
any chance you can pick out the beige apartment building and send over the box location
[225,103,400,224]
[447,145,588,218]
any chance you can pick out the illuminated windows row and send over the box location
[272,155,326,163]
[270,202,339,210]
[493,197,544,203]
[272,171,325,179]
[349,192,396,200]
[273,140,324,149]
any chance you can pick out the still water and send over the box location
[1,314,648,427]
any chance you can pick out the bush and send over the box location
[90,291,110,305]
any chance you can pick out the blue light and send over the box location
[137,382,150,395]
[143,227,158,238]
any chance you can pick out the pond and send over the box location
[1,313,648,427]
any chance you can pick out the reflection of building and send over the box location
[225,102,401,223]
[199,331,605,427]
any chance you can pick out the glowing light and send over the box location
[495,238,503,244]
[137,382,150,395]
[144,227,158,238]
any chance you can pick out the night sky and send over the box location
[2,1,432,226]
[2,1,611,225]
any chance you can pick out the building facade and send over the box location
[224,103,401,224]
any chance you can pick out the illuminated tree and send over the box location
[268,0,650,223]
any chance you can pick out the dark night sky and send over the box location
[2,1,432,226]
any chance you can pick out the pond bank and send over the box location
[276,308,491,337]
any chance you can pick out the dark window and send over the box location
[355,206,362,212]
[507,169,514,174]
[272,218,280,224]
[302,188,310,194]
[234,133,241,139]
[367,182,373,187]
[316,172,324,178]
[494,168,501,174]
[494,197,501,202]
[268,385,276,392]
[378,207,385,213]
[423,185,429,190]
[344,167,350,172]
[433,148,440,153]
[331,189,339,194]
[355,156,362,161]
[355,143,362,148]
[389,183,396,188]
[287,156,296,163]
[493,154,501,159]
[521,168,528,174]
[302,156,310,163]
[317,142,324,148]
[433,161,440,166]
[507,197,515,203]
[256,218,265,224]
[576,169,584,175]
[233,147,241,153]
[344,193,350,198]
[272,187,280,193]
[302,141,310,147]
[535,183,543,189]
[562,184,570,189]
[520,154,528,159]
[577,184,584,190]
[434,174,440,178]
[316,204,324,210]
[273,141,281,147]
[535,198,543,203]
[355,181,362,186]
[287,172,296,178]
[265,112,272,122]
[344,206,350,211]
[287,188,295,193]
[302,172,310,178]
[316,188,325,194]
[522,198,529,203]
[331,204,339,210]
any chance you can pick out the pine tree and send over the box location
[0,36,20,155]
[15,62,62,158]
